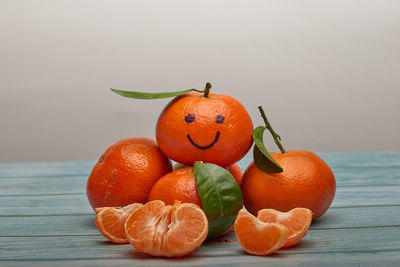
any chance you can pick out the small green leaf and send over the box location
[110,88,204,99]
[253,126,283,173]
[193,162,243,239]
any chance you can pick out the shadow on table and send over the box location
[126,250,205,263]
[82,215,96,228]
[234,249,288,258]
[311,211,341,229]
[281,239,316,251]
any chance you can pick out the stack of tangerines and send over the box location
[86,83,336,257]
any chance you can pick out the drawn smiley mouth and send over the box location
[186,131,220,150]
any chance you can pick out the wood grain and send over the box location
[0,152,399,265]
[1,185,399,216]
[0,228,399,261]
[1,205,400,237]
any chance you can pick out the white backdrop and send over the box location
[1,0,399,162]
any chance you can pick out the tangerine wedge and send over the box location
[234,209,288,256]
[257,208,312,247]
[95,203,143,244]
[125,200,208,257]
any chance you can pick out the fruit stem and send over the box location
[203,82,212,98]
[258,105,286,153]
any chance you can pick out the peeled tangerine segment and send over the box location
[234,209,288,256]
[95,203,143,244]
[125,200,208,257]
[257,208,312,247]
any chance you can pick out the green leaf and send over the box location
[110,88,204,99]
[253,126,283,173]
[193,162,243,239]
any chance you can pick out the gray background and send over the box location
[1,0,399,162]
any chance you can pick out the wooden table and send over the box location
[1,152,399,266]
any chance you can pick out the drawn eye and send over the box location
[216,114,225,124]
[185,114,195,123]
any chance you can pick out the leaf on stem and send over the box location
[110,88,204,99]
[253,126,283,173]
[193,162,243,238]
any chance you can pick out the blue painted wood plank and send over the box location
[1,152,399,179]
[0,153,399,266]
[0,170,398,198]
[0,176,87,196]
[1,206,399,237]
[2,167,398,197]
[1,251,400,267]
[0,161,95,178]
[1,185,399,216]
[1,153,399,197]
[0,227,399,262]
[318,152,400,169]
[0,167,400,196]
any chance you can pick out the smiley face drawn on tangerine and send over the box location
[156,92,254,166]
[185,113,225,150]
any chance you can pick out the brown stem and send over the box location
[203,82,212,97]
[258,105,286,153]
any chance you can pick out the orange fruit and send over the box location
[86,137,172,209]
[148,165,242,207]
[148,167,201,207]
[125,200,208,257]
[156,92,253,167]
[234,209,288,256]
[148,165,242,237]
[172,162,243,186]
[257,208,312,247]
[95,203,143,243]
[241,150,336,220]
[225,163,243,186]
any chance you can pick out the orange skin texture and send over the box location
[156,93,253,166]
[173,162,243,186]
[148,167,202,207]
[226,163,243,186]
[149,164,243,206]
[241,150,336,220]
[86,138,172,209]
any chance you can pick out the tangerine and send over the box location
[148,165,243,207]
[234,209,288,256]
[156,91,253,166]
[95,203,143,243]
[241,150,336,220]
[148,167,201,207]
[225,163,243,186]
[172,162,243,186]
[148,165,242,237]
[257,208,312,247]
[125,200,208,257]
[86,138,172,209]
